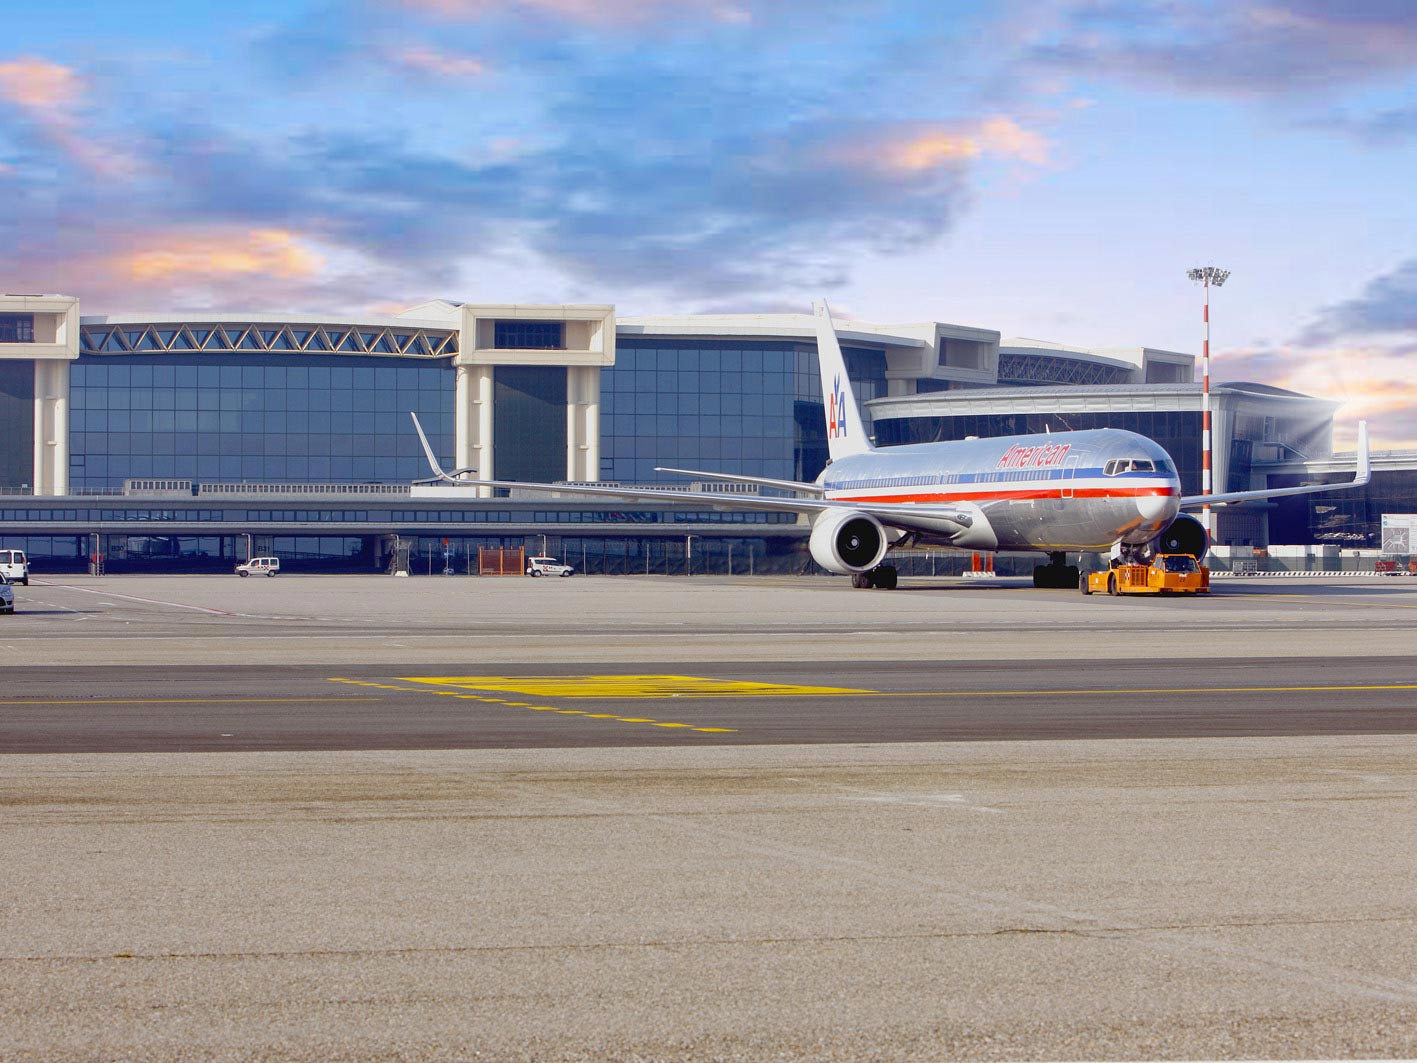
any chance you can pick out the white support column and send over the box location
[473,365,495,498]
[51,363,69,496]
[32,363,45,495]
[32,360,71,496]
[565,366,602,482]
[584,366,600,482]
[565,375,578,482]
[454,365,472,474]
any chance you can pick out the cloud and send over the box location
[390,45,488,79]
[1221,260,1417,449]
[120,228,326,283]
[0,55,139,177]
[0,5,1064,311]
[0,56,85,113]
[1300,258,1417,343]
[827,115,1048,173]
[1306,103,1417,143]
[390,0,756,27]
[1028,0,1417,97]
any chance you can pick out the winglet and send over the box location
[409,411,450,481]
[409,412,478,483]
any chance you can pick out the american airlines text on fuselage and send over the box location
[994,442,1071,470]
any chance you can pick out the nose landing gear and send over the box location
[1032,552,1080,589]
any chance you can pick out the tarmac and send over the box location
[2,573,1416,1061]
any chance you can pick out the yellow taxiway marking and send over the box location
[872,683,1417,699]
[0,697,378,707]
[394,675,873,699]
[328,677,737,733]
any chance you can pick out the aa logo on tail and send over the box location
[828,375,848,438]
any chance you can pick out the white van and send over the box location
[526,556,574,577]
[235,557,281,577]
[0,549,29,586]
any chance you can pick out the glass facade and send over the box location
[0,314,35,343]
[493,366,567,483]
[494,320,564,349]
[875,410,1205,496]
[68,355,454,490]
[1268,470,1417,547]
[600,340,886,485]
[0,361,34,491]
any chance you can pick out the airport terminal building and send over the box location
[1,293,1411,573]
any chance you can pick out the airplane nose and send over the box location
[1137,490,1178,523]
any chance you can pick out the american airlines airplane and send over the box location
[413,301,1369,589]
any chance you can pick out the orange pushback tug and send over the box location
[1082,554,1210,596]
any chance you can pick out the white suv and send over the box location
[526,556,574,577]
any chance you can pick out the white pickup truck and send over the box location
[525,556,574,577]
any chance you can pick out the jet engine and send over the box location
[1154,513,1209,560]
[809,509,889,574]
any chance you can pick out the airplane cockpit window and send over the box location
[1107,458,1157,475]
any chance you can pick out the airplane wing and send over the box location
[654,467,824,496]
[433,474,976,531]
[1180,421,1370,508]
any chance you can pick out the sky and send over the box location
[1,0,1413,448]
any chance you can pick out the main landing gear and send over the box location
[1032,552,1079,589]
[851,564,898,589]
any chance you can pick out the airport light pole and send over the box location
[1187,266,1230,542]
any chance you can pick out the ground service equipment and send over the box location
[1083,555,1210,596]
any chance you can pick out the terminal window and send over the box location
[494,320,564,350]
[0,314,35,343]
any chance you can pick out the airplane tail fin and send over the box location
[813,300,874,462]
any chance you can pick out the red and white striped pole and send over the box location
[1188,266,1229,542]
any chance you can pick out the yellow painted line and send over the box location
[860,683,1417,699]
[0,697,378,706]
[330,677,738,734]
[395,674,872,699]
[335,676,1417,701]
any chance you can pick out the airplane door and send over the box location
[1062,455,1080,499]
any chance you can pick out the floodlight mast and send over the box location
[1188,266,1229,542]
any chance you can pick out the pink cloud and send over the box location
[391,0,750,26]
[391,45,488,79]
[831,116,1051,176]
[0,56,138,177]
[0,56,85,113]
[121,229,326,283]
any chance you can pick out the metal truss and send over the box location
[998,353,1131,387]
[80,322,459,358]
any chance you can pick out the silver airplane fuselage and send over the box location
[820,428,1181,552]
